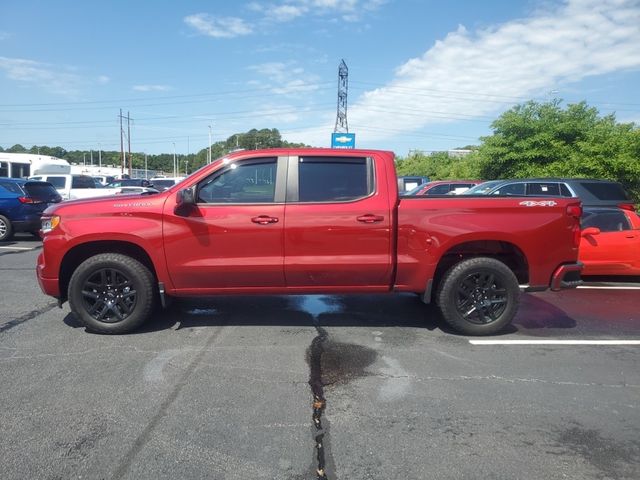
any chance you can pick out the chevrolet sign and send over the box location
[331,132,356,148]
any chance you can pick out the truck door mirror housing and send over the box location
[175,186,196,216]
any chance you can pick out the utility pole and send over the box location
[208,125,212,164]
[98,143,102,169]
[119,109,125,175]
[172,142,177,178]
[83,152,86,167]
[119,109,134,176]
[144,153,148,179]
[127,110,132,177]
[90,150,93,167]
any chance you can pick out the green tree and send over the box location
[476,100,640,201]
[395,150,482,180]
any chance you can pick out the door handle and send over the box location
[251,215,279,225]
[357,214,384,223]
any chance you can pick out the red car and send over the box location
[406,180,481,196]
[580,207,640,276]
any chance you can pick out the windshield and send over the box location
[463,180,503,194]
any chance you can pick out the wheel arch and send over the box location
[427,240,529,302]
[59,240,158,302]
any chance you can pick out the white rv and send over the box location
[0,152,71,178]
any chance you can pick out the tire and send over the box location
[436,257,520,336]
[0,215,13,241]
[68,253,155,334]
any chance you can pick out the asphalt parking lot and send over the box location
[1,234,639,480]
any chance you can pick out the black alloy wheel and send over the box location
[68,253,155,334]
[436,257,520,336]
[81,267,137,323]
[454,270,508,325]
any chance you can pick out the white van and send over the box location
[28,174,109,201]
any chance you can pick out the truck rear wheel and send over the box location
[68,253,155,334]
[436,257,519,336]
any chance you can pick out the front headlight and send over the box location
[41,215,61,234]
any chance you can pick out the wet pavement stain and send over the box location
[305,320,378,479]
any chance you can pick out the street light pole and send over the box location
[145,153,148,179]
[98,143,102,169]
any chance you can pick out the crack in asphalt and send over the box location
[0,302,58,334]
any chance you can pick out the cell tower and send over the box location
[333,59,349,133]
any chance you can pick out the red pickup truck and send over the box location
[37,148,582,335]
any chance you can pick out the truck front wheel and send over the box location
[436,257,520,336]
[68,253,155,334]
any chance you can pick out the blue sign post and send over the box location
[331,132,356,149]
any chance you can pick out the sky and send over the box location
[1,0,639,156]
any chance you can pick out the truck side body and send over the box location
[37,148,582,335]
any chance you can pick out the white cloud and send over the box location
[97,75,110,84]
[0,31,11,40]
[266,4,306,22]
[132,84,171,92]
[184,13,252,38]
[0,56,83,95]
[285,0,640,147]
[249,62,321,95]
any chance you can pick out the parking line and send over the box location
[0,246,35,251]
[469,340,640,346]
[578,285,640,290]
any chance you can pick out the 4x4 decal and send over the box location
[519,200,558,207]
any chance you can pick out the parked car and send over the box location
[464,178,635,210]
[397,176,429,193]
[106,178,154,188]
[93,175,116,186]
[114,186,159,195]
[579,207,640,276]
[150,177,183,192]
[404,180,482,196]
[0,178,61,241]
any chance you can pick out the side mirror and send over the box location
[581,227,601,237]
[174,186,196,216]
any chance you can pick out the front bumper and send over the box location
[550,262,583,291]
[36,251,60,297]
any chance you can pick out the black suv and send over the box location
[464,178,634,210]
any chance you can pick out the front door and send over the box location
[164,156,287,291]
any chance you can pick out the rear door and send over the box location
[283,154,393,288]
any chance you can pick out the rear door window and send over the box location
[527,183,561,196]
[297,156,373,202]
